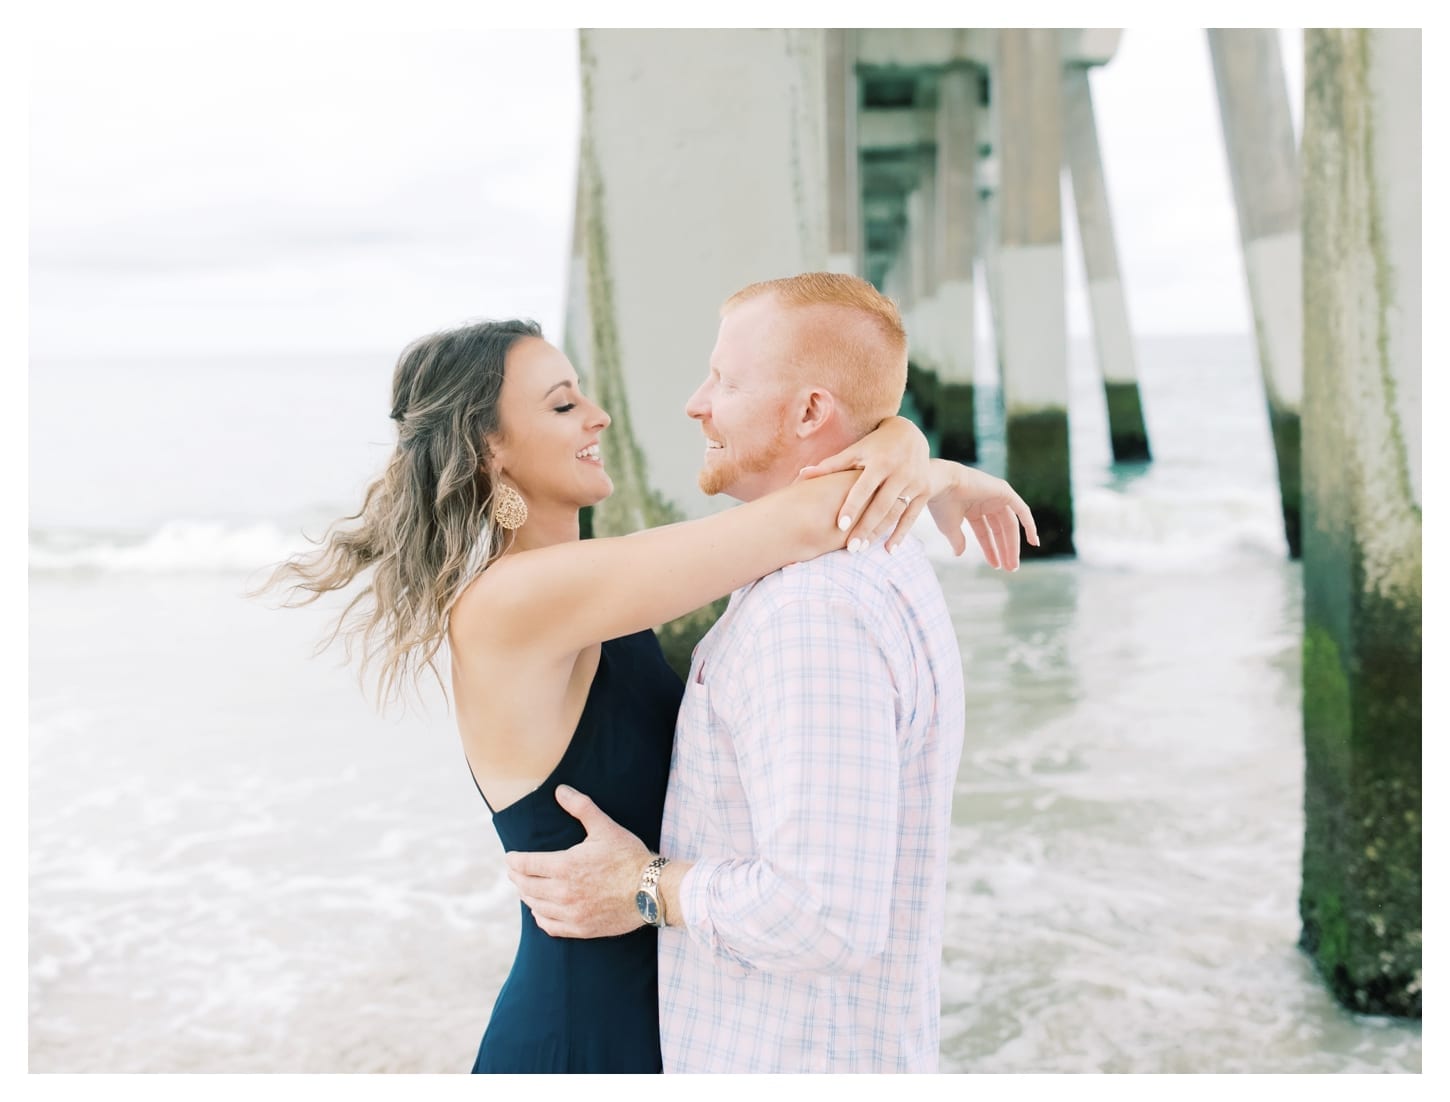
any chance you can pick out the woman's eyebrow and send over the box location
[542,380,575,400]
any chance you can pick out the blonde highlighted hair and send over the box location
[723,272,908,435]
[256,319,542,710]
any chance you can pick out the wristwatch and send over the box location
[635,855,669,928]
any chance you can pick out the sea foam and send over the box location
[29,520,312,574]
[916,482,1290,571]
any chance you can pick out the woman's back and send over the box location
[466,629,683,1073]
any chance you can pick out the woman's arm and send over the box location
[453,470,863,659]
[798,415,932,547]
[799,418,1038,564]
[454,417,936,660]
[922,459,1039,569]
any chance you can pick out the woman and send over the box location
[265,319,1032,1073]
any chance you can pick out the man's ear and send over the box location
[795,388,838,438]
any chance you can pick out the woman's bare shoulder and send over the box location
[449,552,549,651]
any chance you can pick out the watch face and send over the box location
[635,890,659,924]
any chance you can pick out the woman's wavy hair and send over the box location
[259,318,542,709]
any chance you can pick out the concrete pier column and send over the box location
[913,150,941,371]
[1299,28,1421,1019]
[975,77,1008,406]
[882,258,908,349]
[906,187,928,338]
[825,29,861,275]
[563,160,592,387]
[896,190,932,426]
[562,160,598,538]
[934,63,980,463]
[1208,29,1304,557]
[1062,65,1151,463]
[907,160,942,428]
[900,191,918,304]
[577,28,829,672]
[977,188,1006,384]
[997,29,1074,557]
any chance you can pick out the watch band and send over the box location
[637,855,668,927]
[641,855,667,889]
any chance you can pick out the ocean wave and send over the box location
[29,521,313,575]
[1071,484,1290,568]
[35,482,1292,577]
[918,483,1290,570]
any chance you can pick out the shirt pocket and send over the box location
[668,673,751,866]
[669,677,713,797]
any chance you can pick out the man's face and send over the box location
[684,297,798,502]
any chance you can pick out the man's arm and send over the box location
[507,587,901,975]
[500,784,695,938]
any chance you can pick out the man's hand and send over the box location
[926,460,1039,569]
[503,785,653,939]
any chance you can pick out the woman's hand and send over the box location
[797,416,932,552]
[925,459,1039,570]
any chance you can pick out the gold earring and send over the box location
[492,483,528,530]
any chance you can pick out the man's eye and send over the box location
[553,403,577,413]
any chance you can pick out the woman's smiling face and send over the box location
[488,337,613,512]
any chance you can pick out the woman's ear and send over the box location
[480,434,505,476]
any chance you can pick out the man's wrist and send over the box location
[657,859,692,928]
[635,854,669,927]
[627,853,695,928]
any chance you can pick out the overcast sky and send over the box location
[27,28,1303,359]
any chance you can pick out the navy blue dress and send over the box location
[470,630,684,1074]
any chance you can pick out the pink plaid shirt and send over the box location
[658,537,965,1072]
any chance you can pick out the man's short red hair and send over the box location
[722,272,908,437]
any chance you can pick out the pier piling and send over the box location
[1208,28,1305,557]
[997,29,1075,557]
[934,63,982,463]
[1299,28,1421,1019]
[1062,65,1150,463]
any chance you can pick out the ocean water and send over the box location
[28,336,1422,1072]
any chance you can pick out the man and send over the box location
[505,272,1035,1072]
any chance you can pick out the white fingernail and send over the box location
[886,542,896,555]
[848,538,863,553]
[838,515,852,532]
